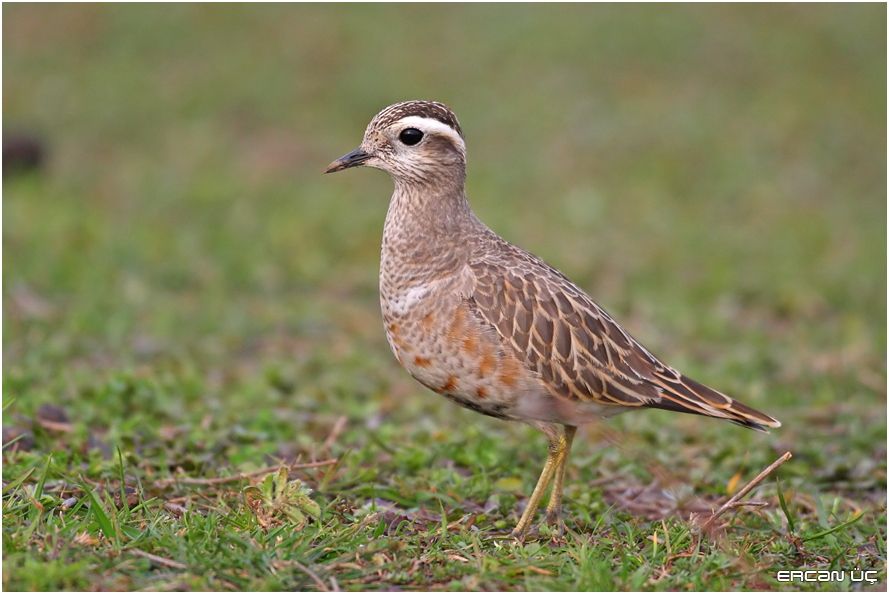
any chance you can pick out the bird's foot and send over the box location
[510,523,546,543]
[540,508,567,540]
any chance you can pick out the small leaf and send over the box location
[776,477,795,533]
[260,473,275,501]
[2,467,36,495]
[34,454,52,501]
[726,472,742,496]
[116,447,129,514]
[274,468,289,496]
[802,512,864,543]
[494,477,524,492]
[283,506,307,530]
[243,486,263,507]
[81,484,115,540]
[242,471,321,530]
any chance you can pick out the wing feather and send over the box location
[467,236,781,431]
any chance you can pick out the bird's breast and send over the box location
[380,285,543,421]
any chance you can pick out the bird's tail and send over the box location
[647,371,781,432]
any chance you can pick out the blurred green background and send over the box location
[3,4,886,591]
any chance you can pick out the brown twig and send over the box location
[719,499,769,510]
[129,548,187,570]
[153,459,338,488]
[700,451,792,531]
[322,416,348,453]
[36,419,73,433]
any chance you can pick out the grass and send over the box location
[3,4,886,591]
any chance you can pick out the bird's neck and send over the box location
[390,174,470,225]
[381,177,475,279]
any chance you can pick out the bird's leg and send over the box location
[511,425,569,540]
[510,447,557,540]
[543,425,576,531]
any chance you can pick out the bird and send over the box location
[325,100,781,539]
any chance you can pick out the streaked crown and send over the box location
[368,100,464,139]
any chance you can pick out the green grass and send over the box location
[3,4,886,591]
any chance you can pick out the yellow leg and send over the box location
[544,425,576,529]
[510,448,557,539]
[511,426,571,540]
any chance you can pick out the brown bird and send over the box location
[326,100,780,539]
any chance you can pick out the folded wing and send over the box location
[467,241,781,431]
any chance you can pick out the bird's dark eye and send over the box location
[398,128,423,146]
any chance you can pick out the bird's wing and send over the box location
[467,240,780,431]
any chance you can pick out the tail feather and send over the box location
[647,373,781,432]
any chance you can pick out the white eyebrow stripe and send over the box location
[396,116,465,152]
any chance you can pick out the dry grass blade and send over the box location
[700,451,793,531]
[292,560,331,591]
[322,416,348,453]
[153,459,338,488]
[129,548,187,570]
[35,419,73,433]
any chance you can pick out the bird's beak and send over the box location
[324,148,371,174]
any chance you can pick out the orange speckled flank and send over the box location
[387,324,408,352]
[497,357,522,388]
[477,349,496,378]
[439,376,457,393]
[461,335,477,355]
[446,307,465,343]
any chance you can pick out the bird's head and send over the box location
[325,100,466,186]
